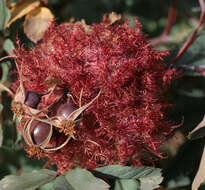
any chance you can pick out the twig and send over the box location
[150,0,178,45]
[171,0,205,64]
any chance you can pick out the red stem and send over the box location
[172,0,205,63]
[150,0,178,45]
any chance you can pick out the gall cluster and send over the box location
[2,14,176,173]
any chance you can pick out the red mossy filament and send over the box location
[13,15,176,174]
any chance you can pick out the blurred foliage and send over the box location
[1,0,205,189]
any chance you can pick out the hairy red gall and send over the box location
[9,13,177,173]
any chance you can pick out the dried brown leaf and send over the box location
[192,146,205,190]
[24,7,54,43]
[108,12,121,24]
[7,0,40,27]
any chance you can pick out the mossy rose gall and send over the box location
[10,14,176,174]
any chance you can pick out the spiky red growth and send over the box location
[13,15,176,174]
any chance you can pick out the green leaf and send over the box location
[139,169,163,190]
[0,61,10,83]
[114,179,140,190]
[3,39,15,55]
[177,31,205,66]
[39,181,54,190]
[173,31,205,76]
[0,0,11,30]
[96,165,163,190]
[0,169,57,190]
[64,168,110,190]
[54,175,74,190]
[96,165,160,179]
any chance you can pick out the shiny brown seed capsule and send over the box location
[31,120,51,145]
[24,91,42,109]
[56,101,78,119]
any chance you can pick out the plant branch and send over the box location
[172,0,205,64]
[150,0,178,45]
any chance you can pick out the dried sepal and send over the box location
[23,118,37,145]
[65,89,101,121]
[54,119,76,136]
[11,101,24,118]
[0,55,16,62]
[25,145,45,160]
[0,82,14,96]
[42,136,71,151]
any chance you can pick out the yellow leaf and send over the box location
[7,0,40,27]
[24,7,54,43]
